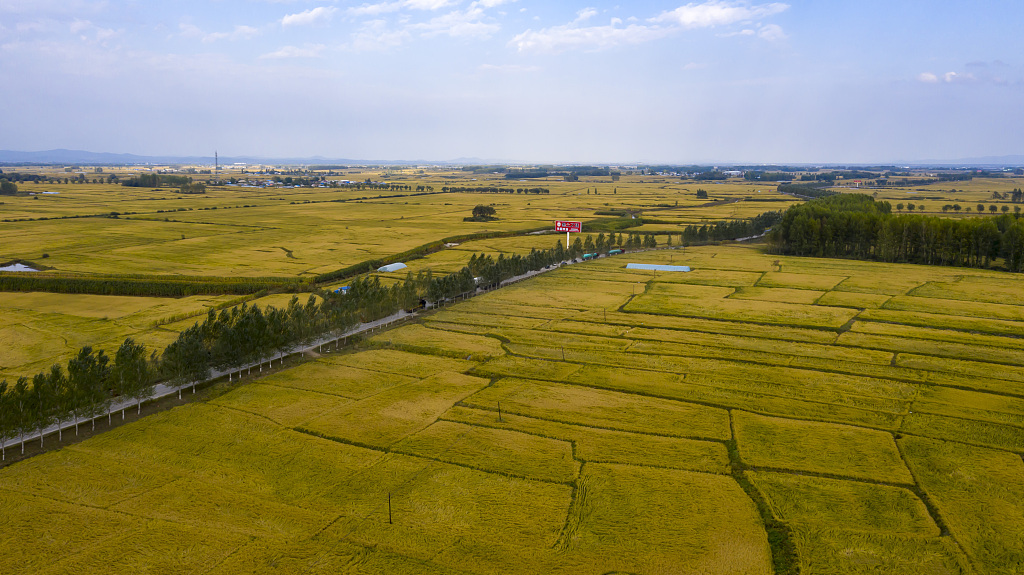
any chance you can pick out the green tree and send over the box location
[30,371,58,448]
[0,380,10,460]
[11,377,31,454]
[111,338,152,418]
[471,205,496,218]
[0,179,17,195]
[67,347,110,432]
[161,326,209,398]
[46,365,69,442]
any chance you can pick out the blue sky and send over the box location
[1,0,1022,163]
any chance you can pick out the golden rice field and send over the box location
[3,237,1024,574]
[0,171,797,277]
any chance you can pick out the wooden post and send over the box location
[498,401,502,422]
[388,492,393,524]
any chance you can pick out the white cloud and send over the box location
[281,6,337,26]
[943,71,959,83]
[511,21,672,53]
[203,25,259,43]
[514,1,789,53]
[348,19,411,51]
[757,23,785,41]
[719,28,755,37]
[652,1,789,28]
[404,0,455,10]
[412,7,500,38]
[918,72,938,83]
[260,44,326,59]
[68,18,116,43]
[576,7,598,22]
[347,0,465,17]
[479,63,539,72]
[178,22,202,38]
[69,19,91,34]
[475,0,518,7]
[0,0,107,17]
[348,2,403,17]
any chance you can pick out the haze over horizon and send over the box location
[2,1,1022,164]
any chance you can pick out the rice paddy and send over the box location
[2,172,1024,573]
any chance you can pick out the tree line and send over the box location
[0,274,303,297]
[767,193,1024,272]
[122,174,193,188]
[777,183,839,199]
[441,186,550,194]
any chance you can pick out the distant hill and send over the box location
[0,149,495,166]
[1,149,1021,168]
[908,154,1024,167]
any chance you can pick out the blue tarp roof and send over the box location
[626,263,691,272]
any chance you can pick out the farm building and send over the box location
[626,263,691,272]
[377,262,408,273]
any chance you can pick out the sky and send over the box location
[1,0,1023,164]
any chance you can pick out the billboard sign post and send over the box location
[555,221,582,250]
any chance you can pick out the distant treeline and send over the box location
[681,210,783,243]
[768,194,1024,272]
[798,170,880,182]
[441,186,550,194]
[0,274,303,297]
[777,183,839,199]
[744,172,793,182]
[504,167,619,180]
[122,174,193,188]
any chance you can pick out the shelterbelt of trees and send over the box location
[768,194,1024,272]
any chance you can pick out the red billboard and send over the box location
[555,220,582,233]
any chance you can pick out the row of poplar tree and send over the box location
[768,194,1024,271]
[0,214,780,458]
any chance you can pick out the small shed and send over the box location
[377,262,408,273]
